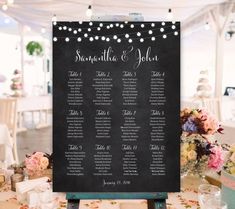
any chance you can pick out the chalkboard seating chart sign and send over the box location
[53,21,180,193]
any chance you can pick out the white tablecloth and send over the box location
[0,124,15,168]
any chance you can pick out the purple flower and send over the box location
[182,117,198,132]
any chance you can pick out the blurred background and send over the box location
[0,0,234,163]
[0,1,235,209]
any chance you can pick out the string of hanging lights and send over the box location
[49,4,211,38]
[85,5,174,20]
[54,21,177,31]
[86,5,93,17]
[1,0,14,11]
[0,1,216,36]
[53,21,180,42]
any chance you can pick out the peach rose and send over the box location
[230,145,235,152]
[189,143,196,151]
[34,152,44,158]
[230,167,235,175]
[181,156,188,166]
[187,150,197,160]
[181,143,189,151]
[40,157,49,170]
[230,152,235,163]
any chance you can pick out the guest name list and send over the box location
[53,21,180,192]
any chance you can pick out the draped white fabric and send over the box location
[0,0,227,34]
[0,124,14,167]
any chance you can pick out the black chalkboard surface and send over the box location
[53,21,180,193]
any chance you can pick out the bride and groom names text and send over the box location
[74,46,159,69]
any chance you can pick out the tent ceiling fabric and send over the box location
[0,0,228,34]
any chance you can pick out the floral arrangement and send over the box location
[223,145,235,175]
[181,108,223,135]
[24,152,52,176]
[180,108,224,176]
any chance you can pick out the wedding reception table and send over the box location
[0,176,201,209]
[0,124,14,167]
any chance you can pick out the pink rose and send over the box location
[25,154,43,175]
[34,152,44,158]
[208,146,224,171]
[203,116,219,134]
[25,158,40,174]
[24,152,49,176]
[32,155,40,162]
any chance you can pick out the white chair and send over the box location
[0,98,18,163]
[201,98,221,121]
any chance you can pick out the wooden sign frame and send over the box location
[66,192,168,209]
